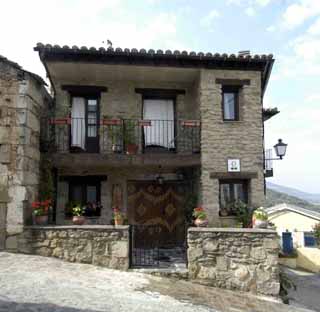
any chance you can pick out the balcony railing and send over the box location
[40,118,201,155]
[264,148,273,177]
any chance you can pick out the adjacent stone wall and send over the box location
[18,225,130,270]
[0,58,51,250]
[188,228,280,296]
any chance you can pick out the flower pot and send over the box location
[126,144,138,155]
[114,218,123,226]
[194,218,208,227]
[72,216,85,225]
[112,144,122,153]
[34,215,48,226]
[253,219,268,229]
[220,209,229,217]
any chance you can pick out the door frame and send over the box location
[68,94,100,153]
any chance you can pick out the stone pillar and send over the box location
[56,181,68,224]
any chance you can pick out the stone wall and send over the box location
[187,228,280,296]
[0,58,51,250]
[198,69,265,225]
[18,225,130,270]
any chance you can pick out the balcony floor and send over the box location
[51,152,200,170]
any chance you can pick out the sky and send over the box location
[1,0,319,193]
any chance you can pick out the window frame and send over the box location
[219,179,249,216]
[222,86,240,121]
[68,176,103,217]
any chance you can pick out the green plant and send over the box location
[185,193,198,225]
[39,155,54,202]
[313,222,320,246]
[253,207,268,221]
[192,207,207,220]
[235,200,253,228]
[72,205,85,217]
[109,125,123,144]
[124,120,136,145]
[279,268,296,304]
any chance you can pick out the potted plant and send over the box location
[124,120,138,155]
[109,125,123,153]
[252,207,268,228]
[32,199,51,225]
[72,205,85,225]
[113,207,124,226]
[235,200,253,228]
[192,207,208,227]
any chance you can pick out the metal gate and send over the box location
[130,224,161,267]
[130,224,187,268]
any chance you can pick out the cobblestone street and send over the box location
[0,253,313,312]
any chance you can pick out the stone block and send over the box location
[198,266,216,279]
[5,235,18,250]
[250,247,266,261]
[188,247,203,262]
[234,266,249,281]
[110,240,128,258]
[216,256,228,271]
[203,240,218,252]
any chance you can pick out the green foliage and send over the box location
[72,205,85,217]
[185,193,198,224]
[39,155,54,202]
[313,222,320,243]
[279,268,296,304]
[124,120,136,145]
[253,207,268,221]
[192,207,207,220]
[235,200,254,228]
[65,201,81,216]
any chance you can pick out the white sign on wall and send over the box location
[228,159,241,172]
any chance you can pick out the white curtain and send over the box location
[143,99,174,148]
[71,97,86,149]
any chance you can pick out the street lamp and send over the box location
[273,139,288,160]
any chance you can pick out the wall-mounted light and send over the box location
[266,139,288,161]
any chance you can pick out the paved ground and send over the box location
[285,267,320,312]
[0,252,314,312]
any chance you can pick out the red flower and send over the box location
[32,202,40,209]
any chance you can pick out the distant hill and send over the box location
[267,182,320,204]
[265,188,320,212]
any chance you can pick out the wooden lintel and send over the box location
[135,88,186,98]
[215,79,251,86]
[210,172,258,179]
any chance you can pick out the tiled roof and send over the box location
[34,42,274,62]
[0,54,47,86]
[266,203,320,220]
[263,107,280,121]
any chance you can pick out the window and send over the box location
[222,86,239,121]
[68,177,102,217]
[219,180,248,216]
[304,232,316,247]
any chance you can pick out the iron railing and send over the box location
[264,148,274,177]
[40,118,201,154]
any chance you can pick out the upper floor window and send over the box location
[222,86,239,121]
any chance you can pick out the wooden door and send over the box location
[128,181,187,247]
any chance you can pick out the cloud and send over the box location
[227,0,272,7]
[200,10,220,29]
[245,7,256,16]
[282,0,320,30]
[307,16,320,35]
[266,25,276,32]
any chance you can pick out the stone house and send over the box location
[35,44,276,228]
[1,44,280,296]
[0,55,51,250]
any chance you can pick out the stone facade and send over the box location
[18,225,130,270]
[187,227,280,296]
[198,70,265,225]
[0,57,51,250]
